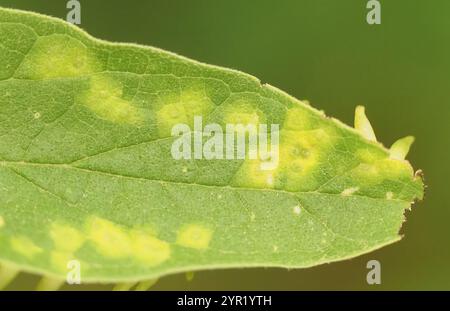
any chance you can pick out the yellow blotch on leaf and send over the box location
[223,102,273,188]
[232,105,334,191]
[157,90,214,137]
[86,217,131,258]
[276,130,322,191]
[283,106,314,131]
[15,34,99,79]
[357,148,385,164]
[10,236,42,259]
[50,223,85,252]
[232,159,275,188]
[0,215,4,228]
[235,129,331,191]
[81,76,144,125]
[86,217,170,266]
[177,224,213,250]
[352,157,414,188]
[157,102,188,135]
[130,231,171,266]
[223,101,265,128]
[50,251,78,272]
[376,158,414,178]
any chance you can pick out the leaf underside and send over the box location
[0,7,423,285]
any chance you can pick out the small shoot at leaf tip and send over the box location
[354,106,377,142]
[389,136,415,160]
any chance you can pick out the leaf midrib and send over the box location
[0,159,407,203]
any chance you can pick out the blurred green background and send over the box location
[1,0,448,290]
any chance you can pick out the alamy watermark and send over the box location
[366,259,381,285]
[366,0,381,25]
[67,0,81,25]
[171,116,280,170]
[66,259,81,285]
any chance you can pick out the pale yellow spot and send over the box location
[227,104,335,191]
[277,129,330,191]
[177,224,213,250]
[353,158,413,187]
[233,130,331,191]
[353,163,381,183]
[378,158,414,177]
[223,101,265,128]
[226,111,260,127]
[50,223,85,253]
[50,251,75,272]
[250,213,256,221]
[10,236,42,259]
[293,205,301,215]
[157,102,188,133]
[130,231,171,266]
[15,34,99,79]
[182,167,188,173]
[86,217,131,258]
[81,76,143,125]
[273,245,279,252]
[233,159,275,188]
[0,215,4,228]
[157,90,214,137]
[283,107,313,131]
[181,90,214,119]
[85,217,170,266]
[341,187,359,196]
[386,192,394,200]
[34,112,41,119]
[357,148,384,164]
[266,174,274,186]
[232,112,334,191]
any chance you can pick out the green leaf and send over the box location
[0,7,423,287]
